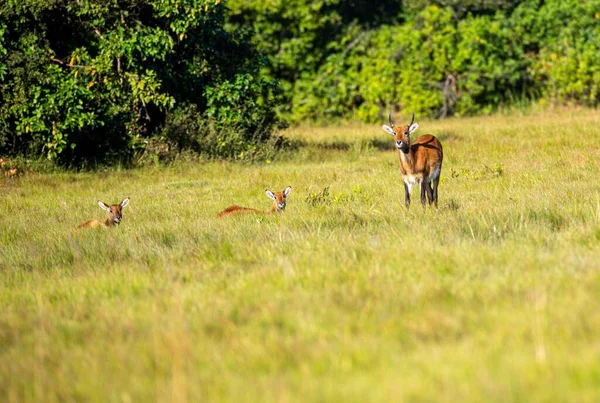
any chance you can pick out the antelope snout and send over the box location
[278,202,286,209]
[114,216,122,223]
[396,140,404,148]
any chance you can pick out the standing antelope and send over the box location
[217,187,292,218]
[77,198,130,228]
[382,112,443,207]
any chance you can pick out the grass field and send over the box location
[1,108,600,402]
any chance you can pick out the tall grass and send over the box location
[1,108,600,402]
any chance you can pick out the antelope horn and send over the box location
[409,111,415,127]
[388,110,394,127]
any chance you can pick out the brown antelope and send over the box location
[77,198,130,228]
[382,112,443,207]
[217,187,291,218]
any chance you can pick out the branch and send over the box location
[342,30,369,59]
[140,98,151,121]
[117,57,123,86]
[51,58,94,69]
[120,11,130,30]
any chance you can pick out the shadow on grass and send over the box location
[281,131,458,155]
[289,137,396,152]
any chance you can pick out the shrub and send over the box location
[0,0,285,165]
[227,0,600,122]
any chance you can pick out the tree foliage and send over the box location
[227,0,600,122]
[226,0,403,115]
[0,0,284,164]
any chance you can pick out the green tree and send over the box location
[226,0,600,123]
[521,0,600,105]
[0,0,284,164]
[226,0,403,117]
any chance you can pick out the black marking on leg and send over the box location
[432,176,440,208]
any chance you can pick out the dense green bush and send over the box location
[0,0,284,165]
[526,0,600,105]
[152,100,285,163]
[226,0,403,118]
[277,5,533,121]
[227,0,600,122]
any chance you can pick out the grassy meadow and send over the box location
[1,108,600,402]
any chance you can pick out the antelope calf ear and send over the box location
[265,190,277,200]
[382,125,396,136]
[98,201,111,212]
[408,123,419,135]
[283,186,292,198]
[120,198,130,209]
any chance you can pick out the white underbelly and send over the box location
[403,175,421,193]
[404,175,420,185]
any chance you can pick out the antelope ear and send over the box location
[98,201,111,212]
[120,198,130,209]
[265,190,276,200]
[382,125,396,136]
[283,186,292,198]
[408,123,419,135]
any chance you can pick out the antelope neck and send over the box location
[398,146,414,165]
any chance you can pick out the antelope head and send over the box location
[382,111,419,152]
[98,198,130,225]
[265,186,292,212]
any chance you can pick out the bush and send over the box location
[524,0,600,105]
[227,0,600,122]
[150,102,285,163]
[0,0,285,165]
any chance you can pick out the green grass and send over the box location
[1,108,600,402]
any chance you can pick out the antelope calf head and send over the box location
[98,198,130,225]
[78,198,130,228]
[265,186,292,212]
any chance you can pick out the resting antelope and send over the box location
[217,187,291,218]
[77,198,130,228]
[382,112,443,207]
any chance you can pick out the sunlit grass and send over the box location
[1,108,600,402]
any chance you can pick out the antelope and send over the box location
[77,198,130,228]
[217,187,291,218]
[382,112,443,207]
